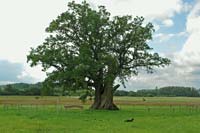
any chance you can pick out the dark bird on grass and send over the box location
[124,118,134,122]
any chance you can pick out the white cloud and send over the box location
[153,31,187,43]
[182,2,193,12]
[87,0,187,20]
[177,1,200,62]
[0,0,194,85]
[127,1,200,90]
[18,64,46,83]
[0,60,37,84]
[119,0,200,90]
[0,0,67,82]
[154,33,175,42]
[162,19,174,27]
[0,0,67,63]
[153,23,160,31]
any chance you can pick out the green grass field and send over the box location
[1,96,200,133]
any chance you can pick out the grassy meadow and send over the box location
[1,96,200,133]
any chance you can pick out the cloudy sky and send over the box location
[0,0,200,90]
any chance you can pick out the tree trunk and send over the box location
[90,86,119,110]
[91,56,119,110]
[90,87,101,109]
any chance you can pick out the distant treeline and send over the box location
[0,83,87,96]
[114,86,200,97]
[0,83,199,97]
[0,83,41,95]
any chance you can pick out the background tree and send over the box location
[27,1,170,110]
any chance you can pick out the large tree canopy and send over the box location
[27,1,170,110]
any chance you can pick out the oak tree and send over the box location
[27,1,170,110]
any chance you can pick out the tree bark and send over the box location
[90,85,119,110]
[91,56,119,110]
[90,87,101,109]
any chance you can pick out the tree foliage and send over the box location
[27,1,170,110]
